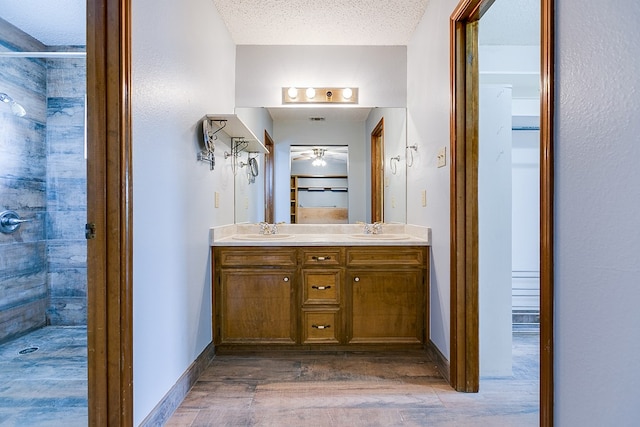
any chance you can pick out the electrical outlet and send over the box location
[437,146,447,168]
[421,190,427,207]
[215,192,220,208]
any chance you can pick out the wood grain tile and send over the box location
[167,333,539,426]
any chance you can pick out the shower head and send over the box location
[0,92,27,117]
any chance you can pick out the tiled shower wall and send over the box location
[0,18,86,342]
[45,54,87,325]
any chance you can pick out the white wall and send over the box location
[479,85,513,377]
[366,108,408,224]
[556,1,640,425]
[511,128,540,311]
[407,0,458,358]
[235,45,407,108]
[131,0,236,423]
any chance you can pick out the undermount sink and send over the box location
[232,234,295,241]
[348,234,410,240]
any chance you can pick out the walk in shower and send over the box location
[0,13,87,424]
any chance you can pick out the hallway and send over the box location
[167,333,538,426]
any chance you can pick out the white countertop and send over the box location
[210,224,431,247]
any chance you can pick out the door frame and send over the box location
[449,0,554,425]
[264,130,275,223]
[86,0,133,425]
[370,118,384,222]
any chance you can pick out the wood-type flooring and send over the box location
[167,333,539,426]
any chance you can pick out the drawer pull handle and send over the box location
[312,324,331,329]
[311,285,331,290]
[354,277,360,282]
[312,256,331,261]
[283,277,289,282]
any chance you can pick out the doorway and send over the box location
[477,0,541,378]
[449,0,554,425]
[0,10,88,426]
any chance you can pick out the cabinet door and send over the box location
[347,270,424,344]
[219,269,296,344]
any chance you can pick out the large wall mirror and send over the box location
[234,107,407,225]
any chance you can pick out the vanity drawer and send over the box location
[216,248,297,267]
[300,248,343,266]
[346,247,425,267]
[302,269,341,304]
[302,309,340,344]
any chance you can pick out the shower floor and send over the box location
[0,326,87,426]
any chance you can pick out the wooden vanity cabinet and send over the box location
[213,245,428,349]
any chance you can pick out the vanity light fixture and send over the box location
[282,87,358,104]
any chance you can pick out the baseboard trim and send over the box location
[426,339,450,384]
[140,341,216,426]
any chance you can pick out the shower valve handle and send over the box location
[0,210,32,234]
[2,217,30,225]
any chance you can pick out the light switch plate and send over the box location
[215,192,220,208]
[437,146,447,168]
[421,190,427,207]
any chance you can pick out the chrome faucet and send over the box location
[258,222,279,235]
[363,221,383,234]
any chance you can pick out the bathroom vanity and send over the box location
[210,224,430,351]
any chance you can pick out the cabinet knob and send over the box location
[354,277,360,282]
[312,256,331,261]
[283,277,289,282]
[311,285,331,290]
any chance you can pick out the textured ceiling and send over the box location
[0,0,537,48]
[212,0,429,45]
[480,0,539,46]
[0,0,85,46]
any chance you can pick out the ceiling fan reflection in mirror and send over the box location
[291,146,348,162]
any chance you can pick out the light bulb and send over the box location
[343,87,353,99]
[306,87,316,99]
[287,87,298,99]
